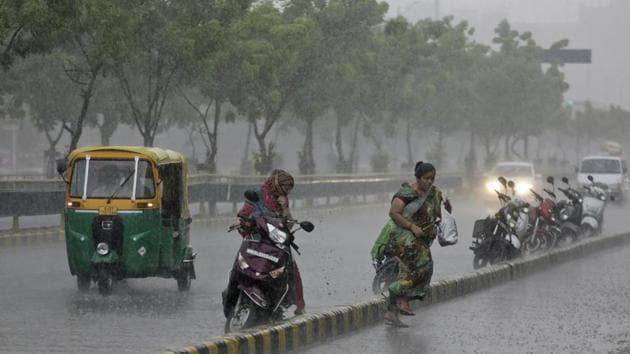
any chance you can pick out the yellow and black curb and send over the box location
[161,230,630,354]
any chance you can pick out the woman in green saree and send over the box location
[383,161,451,327]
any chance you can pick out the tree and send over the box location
[229,2,321,174]
[0,0,75,70]
[178,0,252,173]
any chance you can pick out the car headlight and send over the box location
[267,223,288,243]
[486,181,500,193]
[515,182,533,195]
[96,242,109,255]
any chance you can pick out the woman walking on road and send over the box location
[382,161,451,327]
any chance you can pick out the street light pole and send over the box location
[435,0,439,19]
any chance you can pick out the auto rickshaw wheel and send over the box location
[177,264,192,291]
[77,275,91,292]
[97,268,113,295]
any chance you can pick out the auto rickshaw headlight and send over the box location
[96,242,109,255]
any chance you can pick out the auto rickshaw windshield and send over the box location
[70,159,156,199]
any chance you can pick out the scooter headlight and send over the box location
[96,242,109,255]
[521,207,529,214]
[600,195,606,201]
[237,253,249,270]
[560,213,569,221]
[267,223,287,244]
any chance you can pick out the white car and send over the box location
[576,155,628,202]
[483,161,540,197]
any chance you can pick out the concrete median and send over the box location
[160,230,630,354]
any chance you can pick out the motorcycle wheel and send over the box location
[372,257,399,295]
[225,294,258,333]
[77,275,91,292]
[473,254,489,269]
[97,268,113,296]
[555,228,573,248]
[540,230,555,250]
[581,224,595,238]
[522,235,542,254]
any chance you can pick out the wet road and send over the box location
[303,239,630,354]
[1,195,630,353]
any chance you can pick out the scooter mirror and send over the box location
[587,175,594,182]
[300,221,315,232]
[244,190,259,203]
[498,176,507,187]
[546,176,555,185]
[562,177,569,184]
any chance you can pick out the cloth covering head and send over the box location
[269,169,294,196]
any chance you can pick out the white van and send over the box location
[577,155,628,201]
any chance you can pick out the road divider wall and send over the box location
[158,230,630,354]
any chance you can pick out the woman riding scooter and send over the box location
[222,169,306,319]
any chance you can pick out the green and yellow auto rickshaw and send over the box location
[57,146,195,295]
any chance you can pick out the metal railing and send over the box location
[0,172,463,231]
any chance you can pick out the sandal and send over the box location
[396,299,415,316]
[384,308,409,328]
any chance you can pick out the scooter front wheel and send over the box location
[473,254,489,269]
[225,294,259,333]
[372,257,399,295]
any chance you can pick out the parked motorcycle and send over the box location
[546,176,582,246]
[580,175,607,237]
[224,190,315,333]
[470,177,524,269]
[527,186,561,250]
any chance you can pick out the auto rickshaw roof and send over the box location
[68,146,186,165]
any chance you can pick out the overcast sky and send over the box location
[385,0,629,110]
